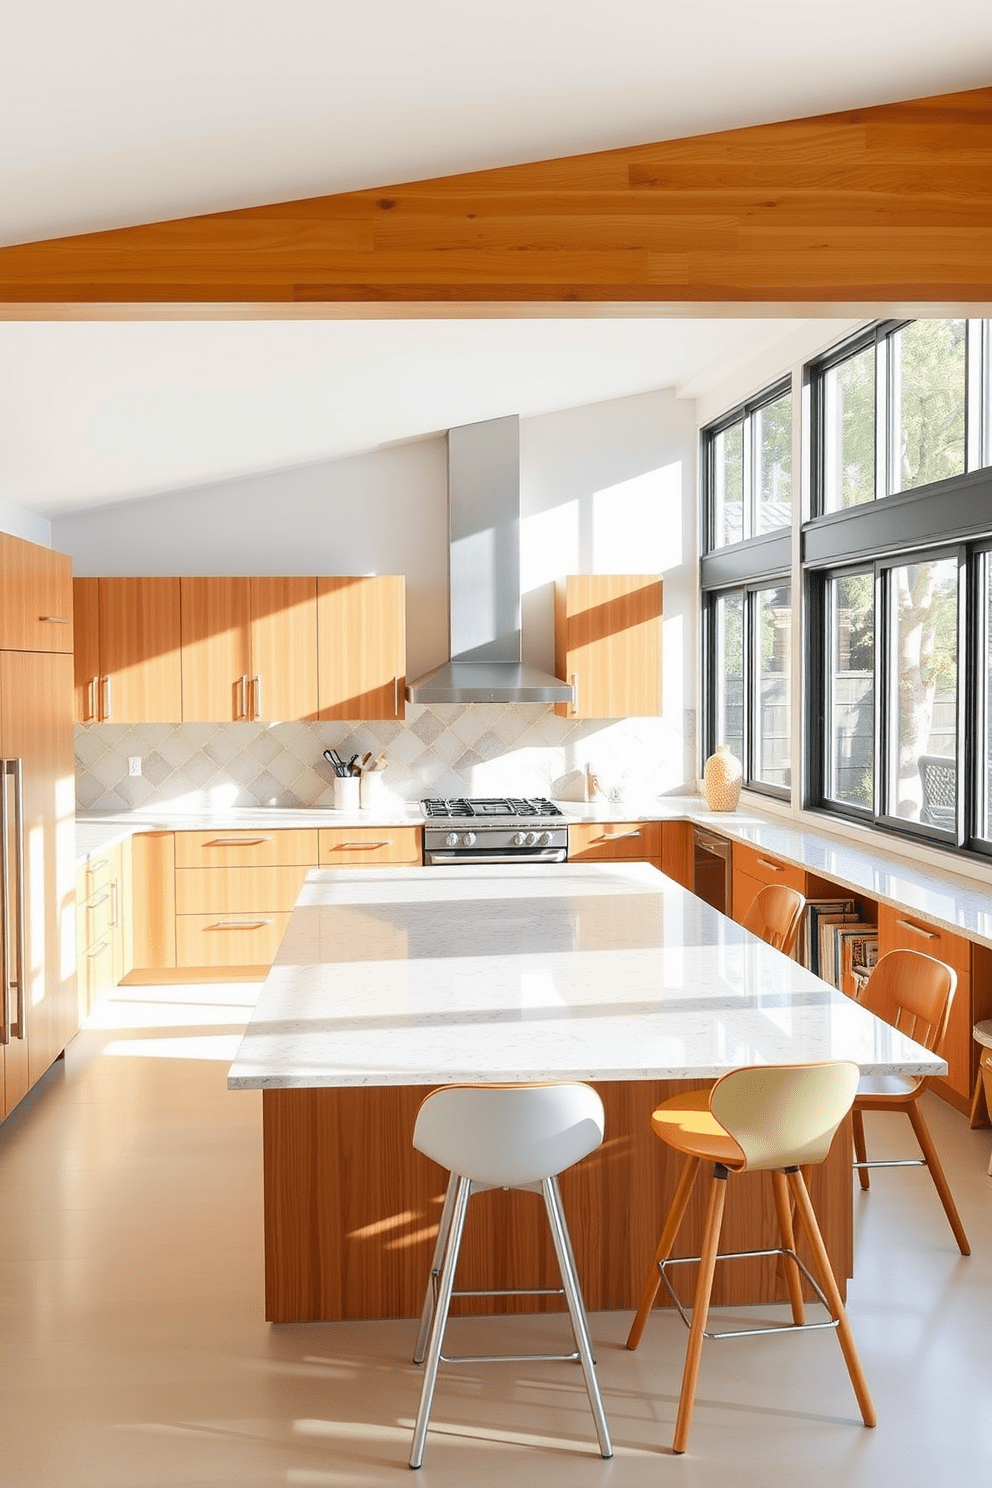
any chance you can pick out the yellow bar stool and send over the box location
[409,1082,613,1469]
[625,1062,876,1454]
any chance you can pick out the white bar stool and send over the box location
[408,1082,613,1469]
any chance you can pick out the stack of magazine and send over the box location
[800,898,878,997]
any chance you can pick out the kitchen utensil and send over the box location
[358,751,373,772]
[323,749,347,777]
[347,753,360,775]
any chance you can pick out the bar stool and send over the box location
[625,1062,875,1454]
[741,883,806,956]
[409,1082,613,1469]
[851,949,970,1253]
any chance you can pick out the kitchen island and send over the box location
[230,861,941,1324]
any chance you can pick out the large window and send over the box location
[704,380,792,551]
[704,583,791,800]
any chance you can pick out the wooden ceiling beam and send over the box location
[1,87,989,305]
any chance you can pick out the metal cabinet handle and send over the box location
[87,891,112,909]
[394,675,399,716]
[86,941,110,959]
[110,880,119,929]
[600,828,641,841]
[895,917,937,940]
[339,840,393,849]
[87,676,97,722]
[252,675,262,719]
[756,857,786,873]
[204,836,273,847]
[238,675,249,720]
[39,614,69,624]
[0,758,10,1045]
[211,919,273,930]
[102,675,112,720]
[87,856,111,875]
[571,672,579,715]
[10,760,25,1041]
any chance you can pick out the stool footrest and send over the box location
[854,1158,926,1168]
[439,1349,581,1365]
[660,1246,839,1341]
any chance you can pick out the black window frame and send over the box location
[702,375,793,555]
[702,578,792,804]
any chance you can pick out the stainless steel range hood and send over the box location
[406,415,574,705]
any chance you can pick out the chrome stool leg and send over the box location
[413,1174,458,1364]
[410,1175,471,1470]
[542,1176,613,1459]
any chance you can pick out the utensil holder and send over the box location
[359,771,385,810]
[333,776,360,812]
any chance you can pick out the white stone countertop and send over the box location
[227,862,943,1091]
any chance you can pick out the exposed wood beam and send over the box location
[1,88,989,306]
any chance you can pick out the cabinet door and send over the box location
[73,578,102,722]
[554,574,662,719]
[0,652,77,1097]
[568,821,662,861]
[250,577,318,722]
[180,577,251,722]
[130,832,176,970]
[317,575,406,721]
[99,578,182,723]
[0,532,74,654]
[878,903,973,1107]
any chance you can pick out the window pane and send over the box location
[828,573,874,808]
[890,320,966,494]
[887,558,958,830]
[754,392,792,534]
[823,346,875,512]
[714,592,744,764]
[712,421,743,547]
[755,586,791,789]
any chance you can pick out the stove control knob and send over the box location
[445,832,459,848]
[538,831,553,847]
[525,831,538,847]
[462,832,477,847]
[512,832,527,847]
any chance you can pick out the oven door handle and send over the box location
[425,850,568,865]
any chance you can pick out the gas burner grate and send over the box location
[422,796,563,819]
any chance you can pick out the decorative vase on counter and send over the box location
[703,745,743,812]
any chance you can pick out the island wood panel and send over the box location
[179,577,252,721]
[0,534,73,654]
[260,1081,852,1323]
[555,575,663,720]
[249,576,319,722]
[2,88,990,304]
[316,575,405,721]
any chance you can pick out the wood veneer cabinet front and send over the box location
[130,832,176,970]
[261,1081,852,1322]
[74,577,182,723]
[319,825,421,867]
[568,820,662,862]
[554,574,662,720]
[317,575,406,721]
[0,533,73,654]
[180,577,318,722]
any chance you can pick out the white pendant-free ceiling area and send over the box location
[0,317,844,516]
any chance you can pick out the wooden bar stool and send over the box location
[741,883,806,956]
[851,949,970,1253]
[409,1082,613,1469]
[625,1062,875,1454]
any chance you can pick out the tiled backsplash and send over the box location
[75,705,690,812]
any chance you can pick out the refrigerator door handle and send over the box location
[0,757,9,1045]
[9,758,25,1040]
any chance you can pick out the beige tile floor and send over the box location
[1,979,990,1487]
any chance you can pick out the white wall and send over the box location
[0,498,51,546]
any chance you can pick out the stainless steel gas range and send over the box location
[422,797,568,865]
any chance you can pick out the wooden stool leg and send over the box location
[626,1155,701,1351]
[672,1167,727,1455]
[852,1108,870,1191]
[771,1170,805,1326]
[907,1099,971,1256]
[787,1169,876,1429]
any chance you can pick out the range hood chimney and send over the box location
[406,415,574,705]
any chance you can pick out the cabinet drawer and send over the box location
[733,842,806,894]
[176,912,292,968]
[81,936,115,1014]
[78,886,115,951]
[877,902,972,974]
[175,865,310,915]
[568,821,662,861]
[319,827,422,866]
[174,829,317,869]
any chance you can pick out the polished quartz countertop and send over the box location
[227,862,943,1090]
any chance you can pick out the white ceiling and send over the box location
[1,2,987,518]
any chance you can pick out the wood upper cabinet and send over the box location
[554,574,662,719]
[0,533,74,654]
[317,575,406,721]
[74,577,182,723]
[180,577,318,722]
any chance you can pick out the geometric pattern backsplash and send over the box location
[75,704,690,812]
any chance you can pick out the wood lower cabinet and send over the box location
[131,832,177,970]
[175,828,318,970]
[319,826,421,867]
[76,839,130,1016]
[74,577,182,723]
[568,820,662,863]
[554,574,663,719]
[317,575,406,721]
[731,841,806,919]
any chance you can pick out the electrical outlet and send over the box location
[128,757,142,777]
